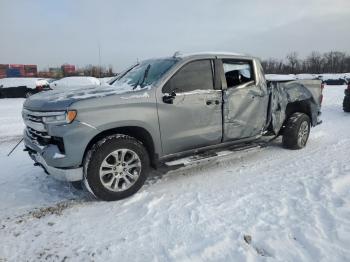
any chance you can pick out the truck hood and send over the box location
[23,84,151,111]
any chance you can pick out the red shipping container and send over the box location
[62,64,76,74]
[0,64,9,70]
[0,68,6,79]
[24,64,38,77]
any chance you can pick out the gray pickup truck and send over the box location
[22,53,322,201]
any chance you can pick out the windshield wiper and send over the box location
[135,64,151,89]
[112,63,139,86]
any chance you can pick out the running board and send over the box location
[165,142,262,167]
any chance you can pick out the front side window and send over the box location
[223,60,254,88]
[163,60,214,93]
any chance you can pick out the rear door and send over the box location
[157,59,222,156]
[220,59,268,141]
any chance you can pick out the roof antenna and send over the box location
[173,51,181,58]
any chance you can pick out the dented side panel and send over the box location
[221,58,269,141]
[223,83,268,140]
[270,81,320,134]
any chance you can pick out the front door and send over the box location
[220,59,268,140]
[157,59,222,156]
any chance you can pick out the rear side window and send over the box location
[222,60,254,88]
[162,60,214,93]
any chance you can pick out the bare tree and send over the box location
[306,51,323,73]
[261,50,350,74]
[286,52,300,74]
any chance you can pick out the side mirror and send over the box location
[163,91,176,104]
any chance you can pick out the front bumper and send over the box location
[28,148,83,182]
[24,128,84,182]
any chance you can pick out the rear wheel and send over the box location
[282,112,310,149]
[83,135,150,201]
[343,96,350,112]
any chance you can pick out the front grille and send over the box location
[27,127,50,141]
[23,109,49,146]
[26,114,42,123]
[23,109,66,153]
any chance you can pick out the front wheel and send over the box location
[83,135,150,201]
[282,112,311,149]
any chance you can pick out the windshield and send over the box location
[113,58,178,88]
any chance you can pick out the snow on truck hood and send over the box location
[23,83,151,111]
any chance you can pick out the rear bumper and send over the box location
[28,149,83,182]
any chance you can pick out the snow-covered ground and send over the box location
[265,73,350,81]
[0,86,349,261]
[0,98,24,140]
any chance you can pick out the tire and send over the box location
[83,134,150,201]
[282,112,311,150]
[343,96,350,112]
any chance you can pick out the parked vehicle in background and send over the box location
[0,78,51,98]
[343,82,350,112]
[322,78,347,86]
[22,52,323,201]
[50,76,100,89]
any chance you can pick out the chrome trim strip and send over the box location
[23,109,65,117]
[28,128,51,139]
[24,119,46,132]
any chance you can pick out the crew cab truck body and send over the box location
[22,53,322,201]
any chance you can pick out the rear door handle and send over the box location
[206,100,220,106]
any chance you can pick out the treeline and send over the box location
[261,51,350,74]
[77,65,115,78]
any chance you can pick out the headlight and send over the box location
[42,110,77,124]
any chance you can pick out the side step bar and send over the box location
[165,142,263,167]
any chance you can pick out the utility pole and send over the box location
[98,42,102,80]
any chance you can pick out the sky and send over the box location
[1,0,350,71]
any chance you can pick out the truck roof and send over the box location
[175,51,256,60]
